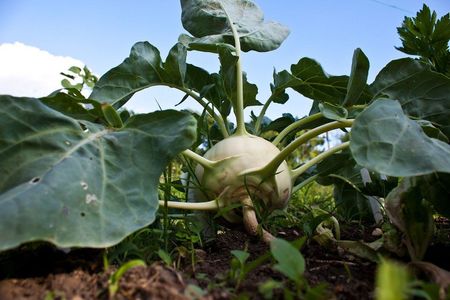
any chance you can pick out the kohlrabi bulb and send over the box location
[193,134,292,222]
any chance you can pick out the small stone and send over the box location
[372,228,383,237]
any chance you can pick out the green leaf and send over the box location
[290,58,349,105]
[240,75,260,108]
[230,250,250,265]
[89,41,237,118]
[417,120,449,143]
[343,48,371,106]
[89,41,166,108]
[41,92,102,123]
[270,238,305,282]
[318,102,348,121]
[375,259,409,300]
[333,181,373,221]
[184,64,230,116]
[0,96,197,251]
[61,78,73,89]
[180,0,290,52]
[415,173,450,218]
[270,69,296,104]
[337,240,381,262]
[263,113,296,134]
[101,103,124,128]
[396,4,450,75]
[371,58,450,137]
[385,177,434,260]
[157,249,173,266]
[316,150,397,197]
[164,43,188,87]
[350,99,450,177]
[108,259,146,297]
[217,45,261,109]
[69,66,82,74]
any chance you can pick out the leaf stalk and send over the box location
[246,120,353,180]
[157,199,222,211]
[221,3,247,136]
[290,141,350,180]
[272,112,323,146]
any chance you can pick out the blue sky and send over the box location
[1,0,449,118]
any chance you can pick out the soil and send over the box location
[1,218,449,300]
[0,225,381,300]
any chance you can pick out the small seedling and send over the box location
[229,249,251,288]
[108,259,146,298]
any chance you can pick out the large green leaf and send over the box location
[0,96,196,251]
[290,58,349,105]
[350,99,450,176]
[371,58,450,137]
[271,52,371,107]
[180,0,289,52]
[89,42,192,108]
[89,41,250,118]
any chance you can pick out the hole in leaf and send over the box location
[30,177,40,184]
[80,212,86,217]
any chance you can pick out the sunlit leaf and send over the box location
[180,0,289,52]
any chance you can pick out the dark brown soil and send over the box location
[0,226,379,300]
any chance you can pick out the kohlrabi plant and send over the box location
[132,0,354,243]
[1,0,450,268]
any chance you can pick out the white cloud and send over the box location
[0,42,84,97]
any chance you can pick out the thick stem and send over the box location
[290,141,350,180]
[272,112,323,146]
[241,197,275,244]
[221,4,247,136]
[158,199,222,211]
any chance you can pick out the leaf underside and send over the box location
[0,96,196,251]
[350,99,450,177]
